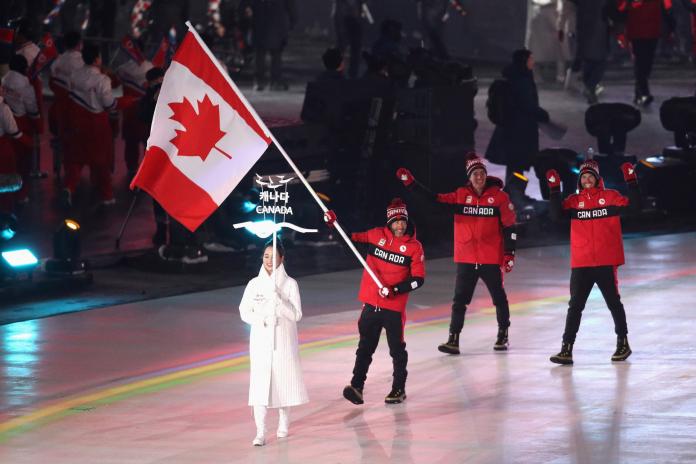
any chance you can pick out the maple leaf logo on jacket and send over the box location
[168,94,231,160]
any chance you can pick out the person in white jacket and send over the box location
[239,241,308,446]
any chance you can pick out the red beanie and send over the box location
[465,153,487,178]
[578,159,600,181]
[386,198,408,224]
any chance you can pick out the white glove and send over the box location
[263,314,277,328]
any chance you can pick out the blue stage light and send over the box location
[1,249,39,268]
[242,200,256,213]
[0,212,18,241]
[1,227,15,240]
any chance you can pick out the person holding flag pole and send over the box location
[239,235,308,446]
[235,174,315,446]
[324,199,426,405]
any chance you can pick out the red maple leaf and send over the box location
[168,94,231,161]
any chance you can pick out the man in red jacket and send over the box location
[546,159,640,364]
[617,0,674,106]
[397,154,517,354]
[324,198,425,405]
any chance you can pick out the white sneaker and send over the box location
[252,435,265,446]
[277,408,289,438]
[203,241,237,253]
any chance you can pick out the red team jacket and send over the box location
[436,178,516,265]
[620,0,672,40]
[562,182,629,268]
[352,227,425,313]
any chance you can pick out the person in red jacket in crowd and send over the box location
[397,154,517,354]
[0,91,31,212]
[617,0,675,106]
[1,54,40,204]
[49,31,84,178]
[687,0,696,61]
[324,198,425,405]
[546,159,641,364]
[63,43,124,207]
[116,44,153,178]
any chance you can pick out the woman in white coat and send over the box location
[239,241,308,446]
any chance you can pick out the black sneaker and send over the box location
[494,328,509,351]
[550,342,574,365]
[181,245,208,264]
[152,223,167,247]
[270,80,289,91]
[438,332,460,355]
[385,388,406,404]
[611,336,632,361]
[343,385,364,405]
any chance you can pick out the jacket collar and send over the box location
[382,225,413,244]
[466,175,504,196]
[257,262,288,287]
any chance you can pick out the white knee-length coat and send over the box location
[239,264,309,408]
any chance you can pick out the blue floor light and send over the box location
[1,249,39,268]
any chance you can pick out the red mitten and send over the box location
[396,168,414,187]
[323,210,337,228]
[502,253,515,273]
[546,169,561,191]
[620,162,637,184]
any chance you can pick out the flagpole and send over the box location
[184,22,384,290]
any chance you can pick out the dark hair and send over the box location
[9,54,28,74]
[263,239,285,258]
[15,19,36,41]
[63,31,82,50]
[512,48,532,68]
[322,47,343,71]
[146,67,165,82]
[81,43,100,65]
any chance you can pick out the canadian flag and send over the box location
[131,27,272,231]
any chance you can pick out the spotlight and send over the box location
[45,219,88,275]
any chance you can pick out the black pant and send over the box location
[582,59,606,90]
[422,21,449,60]
[255,47,284,84]
[449,263,510,333]
[351,304,407,391]
[562,266,628,344]
[632,38,658,98]
[335,15,363,79]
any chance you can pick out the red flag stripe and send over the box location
[151,38,168,67]
[131,146,218,231]
[0,28,13,44]
[172,33,271,145]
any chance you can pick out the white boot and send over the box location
[277,407,290,438]
[252,406,267,446]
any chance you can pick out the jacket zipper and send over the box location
[474,194,481,268]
